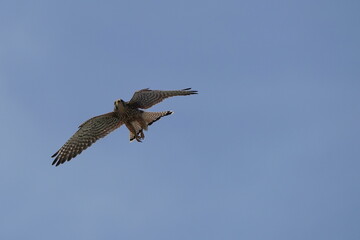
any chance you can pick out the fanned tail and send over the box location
[142,111,173,126]
[128,111,173,142]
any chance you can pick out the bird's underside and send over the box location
[51,88,197,166]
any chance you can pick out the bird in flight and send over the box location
[51,88,198,166]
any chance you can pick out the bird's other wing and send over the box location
[127,88,198,109]
[51,112,123,166]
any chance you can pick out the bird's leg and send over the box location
[126,123,142,143]
[137,118,148,131]
[138,129,145,140]
[134,130,144,142]
[135,129,144,142]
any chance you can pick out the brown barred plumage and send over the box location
[51,88,197,166]
[128,88,198,109]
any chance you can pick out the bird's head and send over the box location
[114,99,125,111]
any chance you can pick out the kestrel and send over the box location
[51,88,198,166]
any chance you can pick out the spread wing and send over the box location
[51,112,122,166]
[127,88,198,109]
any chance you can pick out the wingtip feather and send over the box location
[182,88,198,94]
[51,150,59,158]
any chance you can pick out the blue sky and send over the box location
[1,0,360,239]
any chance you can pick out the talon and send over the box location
[139,130,145,139]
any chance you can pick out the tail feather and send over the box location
[143,111,173,126]
[129,111,173,142]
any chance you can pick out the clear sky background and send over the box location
[1,0,360,239]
